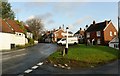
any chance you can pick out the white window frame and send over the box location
[114,32,116,35]
[110,31,112,36]
[87,32,90,38]
[97,31,101,37]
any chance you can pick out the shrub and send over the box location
[28,38,34,45]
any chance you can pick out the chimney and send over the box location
[80,28,82,31]
[53,29,56,32]
[93,20,95,24]
[59,26,61,29]
[63,24,64,29]
[105,20,108,25]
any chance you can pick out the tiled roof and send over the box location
[24,25,32,32]
[86,20,111,32]
[5,19,24,33]
[0,18,14,33]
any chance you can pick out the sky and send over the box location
[8,0,119,33]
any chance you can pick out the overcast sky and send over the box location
[8,0,119,33]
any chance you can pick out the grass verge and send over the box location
[48,44,120,68]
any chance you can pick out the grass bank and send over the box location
[48,44,120,68]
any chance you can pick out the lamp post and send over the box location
[65,27,69,54]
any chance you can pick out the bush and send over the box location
[28,38,34,45]
[16,45,26,49]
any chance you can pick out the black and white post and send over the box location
[65,27,69,54]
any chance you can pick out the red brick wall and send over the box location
[86,31,104,45]
[104,22,118,44]
[53,29,64,42]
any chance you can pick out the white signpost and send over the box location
[65,27,69,54]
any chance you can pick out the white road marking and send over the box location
[31,65,38,69]
[2,49,25,54]
[37,62,43,66]
[24,69,32,73]
[1,53,27,61]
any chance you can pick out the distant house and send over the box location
[24,25,33,39]
[44,31,52,43]
[85,20,118,45]
[0,18,27,50]
[53,28,64,42]
[74,28,85,43]
[109,36,119,50]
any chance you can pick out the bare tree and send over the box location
[26,17,44,40]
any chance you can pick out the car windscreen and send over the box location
[61,39,66,41]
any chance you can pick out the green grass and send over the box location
[48,44,120,68]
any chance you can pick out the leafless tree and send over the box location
[26,17,44,40]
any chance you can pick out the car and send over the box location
[57,37,78,45]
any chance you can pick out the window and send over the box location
[97,31,101,37]
[114,32,116,35]
[62,39,66,41]
[19,33,21,36]
[87,32,90,38]
[114,44,119,48]
[110,31,112,36]
[97,39,101,44]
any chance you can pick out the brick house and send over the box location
[85,20,117,45]
[53,28,64,42]
[74,28,85,43]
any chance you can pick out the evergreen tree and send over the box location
[0,1,15,19]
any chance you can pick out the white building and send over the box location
[24,25,33,39]
[109,36,119,50]
[0,18,27,50]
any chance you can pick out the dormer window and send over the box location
[87,32,90,38]
[97,31,101,37]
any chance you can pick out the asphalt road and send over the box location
[1,43,120,75]
[29,59,120,74]
[1,43,58,75]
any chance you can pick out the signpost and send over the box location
[65,27,69,54]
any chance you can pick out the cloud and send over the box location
[23,2,50,8]
[8,0,119,2]
[39,13,53,20]
[12,8,21,13]
[47,20,55,24]
[73,16,92,25]
[67,16,92,31]
[28,15,35,20]
[27,12,53,20]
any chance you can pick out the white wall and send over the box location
[26,32,33,39]
[0,33,12,50]
[109,43,119,50]
[0,32,26,50]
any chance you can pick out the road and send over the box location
[1,43,119,75]
[29,59,120,75]
[1,43,58,75]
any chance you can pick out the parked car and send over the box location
[57,37,78,45]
